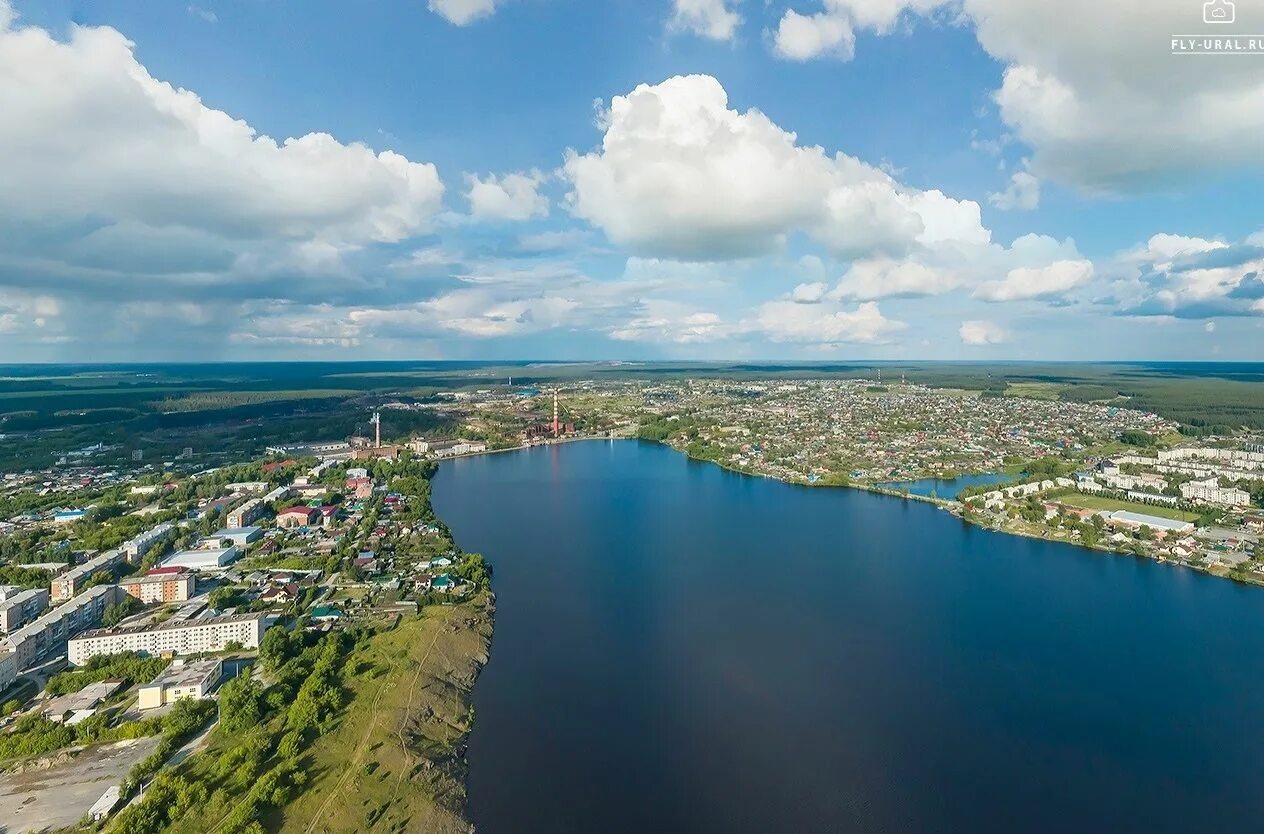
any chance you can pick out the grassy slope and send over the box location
[1056,493,1200,522]
[275,594,494,834]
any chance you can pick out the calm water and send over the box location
[876,471,1013,498]
[433,440,1264,834]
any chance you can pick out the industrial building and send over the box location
[161,542,240,571]
[137,658,222,710]
[0,588,50,634]
[68,612,271,665]
[212,526,263,547]
[118,567,196,604]
[1,584,124,670]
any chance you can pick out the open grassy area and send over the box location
[1004,381,1064,401]
[274,595,493,834]
[1057,493,1200,522]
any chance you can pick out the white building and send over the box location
[137,658,223,710]
[212,527,263,547]
[68,613,271,666]
[161,544,240,572]
[1180,477,1251,507]
[122,522,176,563]
[225,481,270,493]
[0,588,50,634]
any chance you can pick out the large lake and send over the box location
[433,440,1264,834]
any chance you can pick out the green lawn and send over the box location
[1058,493,1200,522]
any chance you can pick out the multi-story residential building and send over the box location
[68,612,271,665]
[1180,478,1252,507]
[0,588,50,634]
[2,584,124,670]
[118,567,196,604]
[121,522,176,564]
[226,498,266,529]
[0,651,15,693]
[52,550,126,602]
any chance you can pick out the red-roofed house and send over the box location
[277,506,318,529]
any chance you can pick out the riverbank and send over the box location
[275,593,494,834]
[649,437,1263,589]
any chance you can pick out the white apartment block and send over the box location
[1180,478,1251,507]
[122,522,176,563]
[1159,447,1264,467]
[68,613,271,666]
[0,588,50,634]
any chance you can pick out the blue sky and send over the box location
[1,0,1262,361]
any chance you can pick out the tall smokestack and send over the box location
[553,389,560,438]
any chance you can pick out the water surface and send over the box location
[433,440,1264,834]
[876,471,1012,498]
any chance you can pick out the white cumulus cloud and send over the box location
[973,259,1094,302]
[959,319,1009,345]
[0,11,444,248]
[428,0,498,26]
[466,170,549,221]
[988,169,1040,211]
[562,74,989,261]
[669,0,742,41]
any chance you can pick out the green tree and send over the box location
[218,673,264,734]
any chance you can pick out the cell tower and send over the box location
[371,411,381,448]
[552,389,560,438]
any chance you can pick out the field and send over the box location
[1056,493,1200,523]
[274,596,493,834]
[1004,381,1063,400]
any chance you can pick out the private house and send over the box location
[276,506,319,529]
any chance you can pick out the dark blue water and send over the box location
[433,440,1264,834]
[876,471,1012,498]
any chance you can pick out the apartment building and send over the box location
[227,498,266,529]
[52,550,126,602]
[118,567,196,604]
[0,588,50,634]
[2,584,124,670]
[122,522,176,563]
[68,612,271,666]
